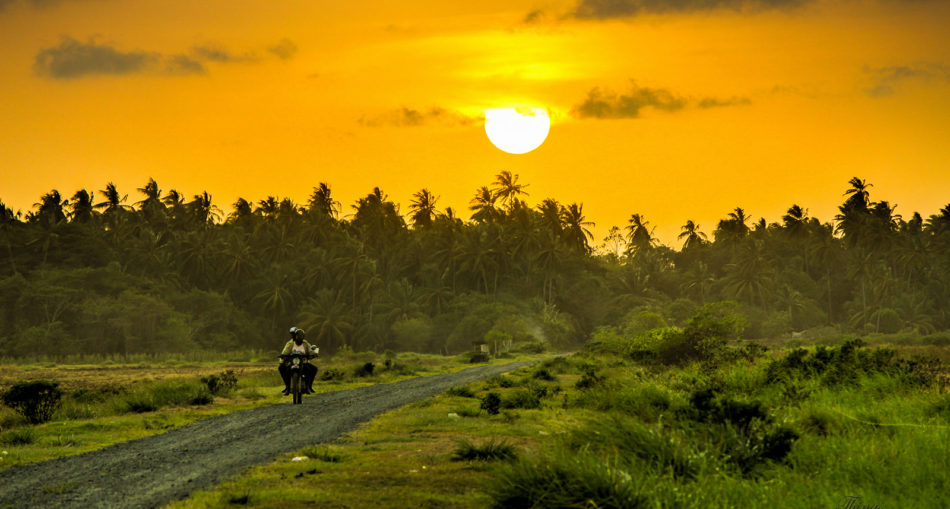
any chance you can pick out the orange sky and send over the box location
[1,0,948,246]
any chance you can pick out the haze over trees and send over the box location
[0,174,947,357]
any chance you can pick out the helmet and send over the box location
[290,327,306,343]
[289,326,298,338]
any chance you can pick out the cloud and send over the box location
[359,107,482,128]
[34,37,298,79]
[192,44,257,63]
[267,39,298,60]
[571,0,810,19]
[864,63,950,97]
[572,81,750,118]
[33,37,158,79]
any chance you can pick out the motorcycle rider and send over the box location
[279,326,318,395]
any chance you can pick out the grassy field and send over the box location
[0,350,526,472]
[169,340,949,509]
[2,340,948,508]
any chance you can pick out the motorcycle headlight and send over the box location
[293,357,301,365]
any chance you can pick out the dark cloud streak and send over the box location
[34,37,298,80]
[572,0,811,19]
[572,81,750,119]
[33,37,157,79]
[864,63,950,97]
[359,107,482,128]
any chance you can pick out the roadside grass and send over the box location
[0,351,540,471]
[167,344,948,508]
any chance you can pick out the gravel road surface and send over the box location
[0,360,533,508]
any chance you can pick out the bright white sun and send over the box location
[484,108,550,154]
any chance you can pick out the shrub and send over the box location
[124,395,159,413]
[487,452,649,509]
[481,392,501,415]
[575,369,605,390]
[532,368,556,381]
[1,380,63,424]
[319,369,345,381]
[502,390,541,410]
[353,362,375,377]
[469,352,491,363]
[451,439,517,462]
[189,390,215,405]
[201,370,238,396]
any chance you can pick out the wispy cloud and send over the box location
[572,81,749,119]
[864,63,950,97]
[34,37,298,80]
[359,107,482,128]
[571,0,810,19]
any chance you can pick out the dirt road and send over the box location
[0,360,533,509]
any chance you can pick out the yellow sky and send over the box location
[1,0,948,246]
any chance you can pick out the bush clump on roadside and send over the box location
[502,390,541,410]
[452,438,517,462]
[353,362,375,378]
[201,370,238,396]
[447,385,476,398]
[319,368,345,381]
[1,380,63,424]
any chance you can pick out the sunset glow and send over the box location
[0,0,948,243]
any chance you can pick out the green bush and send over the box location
[572,415,698,479]
[532,367,556,381]
[201,370,238,396]
[1,380,63,424]
[481,392,501,415]
[319,368,345,381]
[451,438,517,462]
[502,390,541,410]
[353,362,375,377]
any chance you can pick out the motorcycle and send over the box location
[279,349,319,404]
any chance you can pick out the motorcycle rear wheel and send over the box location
[291,371,303,404]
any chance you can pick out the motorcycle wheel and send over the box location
[291,371,303,405]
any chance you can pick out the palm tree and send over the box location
[625,213,655,256]
[69,190,96,223]
[492,170,529,209]
[188,192,222,226]
[560,203,594,253]
[678,220,707,251]
[537,199,563,235]
[469,186,499,223]
[409,188,439,229]
[94,182,132,227]
[308,182,340,218]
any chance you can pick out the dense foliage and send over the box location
[0,174,947,356]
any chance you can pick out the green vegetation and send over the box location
[169,303,947,508]
[0,351,499,471]
[0,175,947,361]
[1,380,63,424]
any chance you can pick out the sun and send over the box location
[484,108,550,154]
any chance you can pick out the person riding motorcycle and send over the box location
[279,326,318,395]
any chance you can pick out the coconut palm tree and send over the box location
[625,213,655,256]
[308,182,340,219]
[678,220,707,251]
[409,188,439,229]
[469,186,499,223]
[560,202,594,253]
[492,170,529,209]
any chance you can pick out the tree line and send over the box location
[0,173,947,357]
